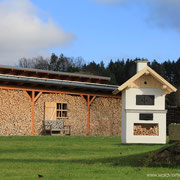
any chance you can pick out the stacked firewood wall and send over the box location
[35,93,121,136]
[35,93,87,136]
[0,89,32,136]
[134,123,159,136]
[0,89,122,136]
[90,97,121,136]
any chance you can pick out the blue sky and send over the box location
[0,0,180,65]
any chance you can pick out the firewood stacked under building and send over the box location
[134,123,159,136]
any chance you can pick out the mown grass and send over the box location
[0,136,179,180]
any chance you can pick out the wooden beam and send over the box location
[114,66,177,94]
[32,91,35,136]
[34,92,42,102]
[162,85,167,90]
[87,95,90,136]
[89,96,96,106]
[30,84,39,87]
[87,95,96,136]
[17,82,24,86]
[0,84,121,98]
[24,90,42,136]
[24,91,32,102]
[80,95,88,105]
[1,81,9,84]
[80,95,96,136]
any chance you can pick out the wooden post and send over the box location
[32,91,35,136]
[24,91,42,136]
[80,95,96,136]
[87,95,90,136]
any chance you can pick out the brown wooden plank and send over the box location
[80,95,88,106]
[0,84,121,98]
[24,91,32,102]
[87,95,90,136]
[89,96,96,106]
[34,92,42,102]
[32,91,35,136]
[45,102,56,120]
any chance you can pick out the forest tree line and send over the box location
[18,53,180,106]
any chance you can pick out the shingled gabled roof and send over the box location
[113,65,177,95]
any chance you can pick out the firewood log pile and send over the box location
[0,89,32,136]
[90,97,121,136]
[35,93,87,136]
[0,89,122,136]
[134,123,159,136]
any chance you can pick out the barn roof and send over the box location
[0,65,120,97]
[0,65,110,84]
[0,73,118,92]
[113,66,177,94]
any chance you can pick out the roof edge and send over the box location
[113,66,177,94]
[0,64,111,81]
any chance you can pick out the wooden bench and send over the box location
[43,120,71,136]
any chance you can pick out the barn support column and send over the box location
[32,91,35,136]
[81,95,96,136]
[24,91,42,136]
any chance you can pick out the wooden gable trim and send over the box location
[113,67,147,94]
[113,66,177,94]
[146,66,177,92]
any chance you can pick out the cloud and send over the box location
[0,0,75,64]
[94,0,180,32]
[145,0,180,31]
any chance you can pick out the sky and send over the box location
[0,0,180,65]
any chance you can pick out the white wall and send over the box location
[125,88,165,110]
[121,88,167,144]
[125,111,166,144]
[121,90,126,143]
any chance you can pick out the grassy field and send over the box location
[0,136,179,180]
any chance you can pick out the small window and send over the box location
[139,113,153,120]
[145,95,154,105]
[56,103,68,119]
[136,95,144,105]
[136,95,154,105]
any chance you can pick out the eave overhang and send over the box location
[113,66,177,95]
[0,74,118,92]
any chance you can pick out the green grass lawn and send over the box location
[0,136,179,180]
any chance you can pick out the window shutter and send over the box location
[136,95,145,105]
[136,95,155,105]
[45,102,56,120]
[145,95,154,105]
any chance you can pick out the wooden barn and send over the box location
[0,65,121,136]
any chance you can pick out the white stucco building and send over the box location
[113,60,177,144]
